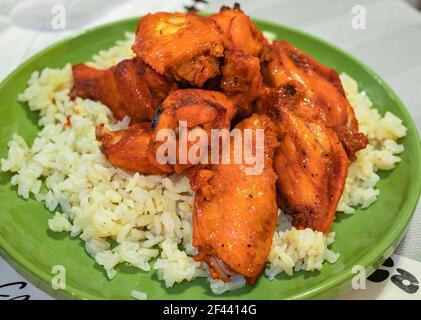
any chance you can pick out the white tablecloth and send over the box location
[0,0,420,300]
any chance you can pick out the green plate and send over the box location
[0,17,420,300]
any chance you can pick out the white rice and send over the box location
[131,289,148,300]
[0,33,407,295]
[337,74,407,213]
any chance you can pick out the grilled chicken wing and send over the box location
[273,112,348,233]
[191,114,279,285]
[148,89,236,174]
[260,40,367,159]
[133,12,224,87]
[96,123,163,175]
[211,4,267,56]
[71,58,175,122]
[257,77,349,232]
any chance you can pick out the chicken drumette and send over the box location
[96,123,162,175]
[71,58,175,122]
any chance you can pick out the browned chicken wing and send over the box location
[211,4,267,56]
[256,76,350,232]
[191,114,279,285]
[71,58,175,122]
[260,40,367,159]
[133,12,224,87]
[148,89,236,174]
[273,112,348,233]
[96,123,163,175]
[95,89,236,175]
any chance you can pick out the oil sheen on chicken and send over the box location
[133,12,224,87]
[94,89,236,175]
[148,89,236,174]
[70,58,175,122]
[273,112,348,233]
[211,5,268,56]
[96,123,163,175]
[257,77,350,232]
[191,114,279,285]
[260,40,367,159]
[212,5,267,117]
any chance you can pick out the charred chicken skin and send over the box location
[70,58,175,122]
[191,114,279,285]
[148,89,236,174]
[260,40,367,159]
[133,12,224,87]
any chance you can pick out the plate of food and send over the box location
[0,5,420,300]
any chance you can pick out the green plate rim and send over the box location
[0,16,420,300]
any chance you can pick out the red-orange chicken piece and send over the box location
[133,12,224,87]
[211,4,268,56]
[192,114,279,285]
[148,89,236,174]
[256,92,349,233]
[221,50,263,118]
[256,78,349,232]
[260,40,367,159]
[70,58,175,122]
[96,123,163,175]
[211,5,267,118]
[273,112,348,233]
